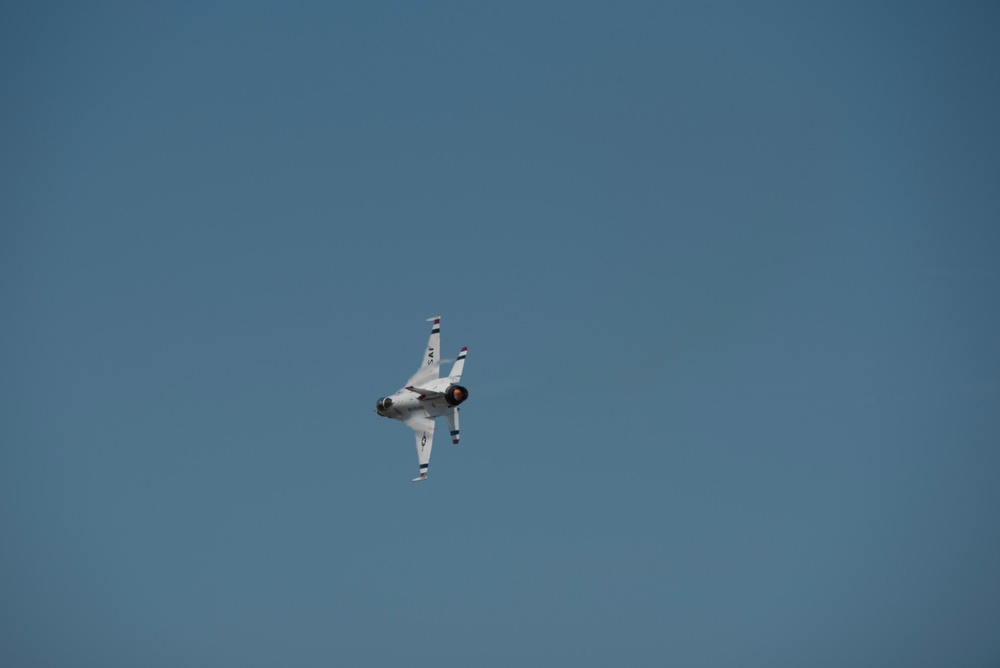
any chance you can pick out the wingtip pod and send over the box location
[411,460,430,483]
[426,315,441,323]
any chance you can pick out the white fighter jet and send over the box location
[375,316,469,482]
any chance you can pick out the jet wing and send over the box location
[406,316,441,387]
[403,413,435,482]
[425,405,459,443]
[405,385,443,399]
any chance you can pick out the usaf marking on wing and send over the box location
[375,316,469,482]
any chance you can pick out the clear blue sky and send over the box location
[2,2,999,666]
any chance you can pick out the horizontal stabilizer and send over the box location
[444,408,460,444]
[449,347,468,381]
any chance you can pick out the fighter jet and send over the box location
[375,316,469,482]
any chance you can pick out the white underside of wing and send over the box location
[402,412,434,433]
[406,363,440,388]
[402,412,435,481]
[407,316,442,387]
[405,384,444,399]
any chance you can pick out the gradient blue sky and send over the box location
[3,2,999,666]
